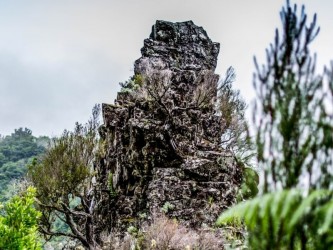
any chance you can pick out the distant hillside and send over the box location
[0,128,49,201]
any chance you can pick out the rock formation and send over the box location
[100,20,242,232]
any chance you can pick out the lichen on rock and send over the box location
[99,20,242,232]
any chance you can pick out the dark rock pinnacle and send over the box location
[99,20,241,233]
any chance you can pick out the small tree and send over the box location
[28,105,107,249]
[218,67,258,200]
[217,1,333,249]
[253,0,332,191]
[0,186,42,250]
[218,67,255,167]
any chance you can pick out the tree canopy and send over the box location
[0,128,48,201]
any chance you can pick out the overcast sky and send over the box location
[0,0,332,136]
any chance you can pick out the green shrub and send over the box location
[0,186,42,250]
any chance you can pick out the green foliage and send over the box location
[237,167,259,201]
[28,129,92,200]
[217,1,333,249]
[28,105,105,249]
[161,202,175,214]
[0,186,42,250]
[0,128,45,163]
[0,179,30,204]
[253,1,332,191]
[0,128,48,200]
[28,121,94,201]
[0,159,29,187]
[217,189,333,249]
[120,74,144,92]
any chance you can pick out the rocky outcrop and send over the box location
[100,20,242,232]
[135,20,220,74]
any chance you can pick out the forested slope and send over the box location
[0,128,48,200]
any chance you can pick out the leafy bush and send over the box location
[28,105,105,249]
[0,186,42,250]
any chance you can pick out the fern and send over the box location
[217,189,333,249]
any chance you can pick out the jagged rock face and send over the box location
[101,20,242,232]
[134,20,220,74]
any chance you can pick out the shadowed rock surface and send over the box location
[100,20,242,232]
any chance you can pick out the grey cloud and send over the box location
[0,50,127,136]
[0,0,332,136]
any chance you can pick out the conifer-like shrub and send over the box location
[217,1,333,249]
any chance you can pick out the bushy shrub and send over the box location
[0,186,41,250]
